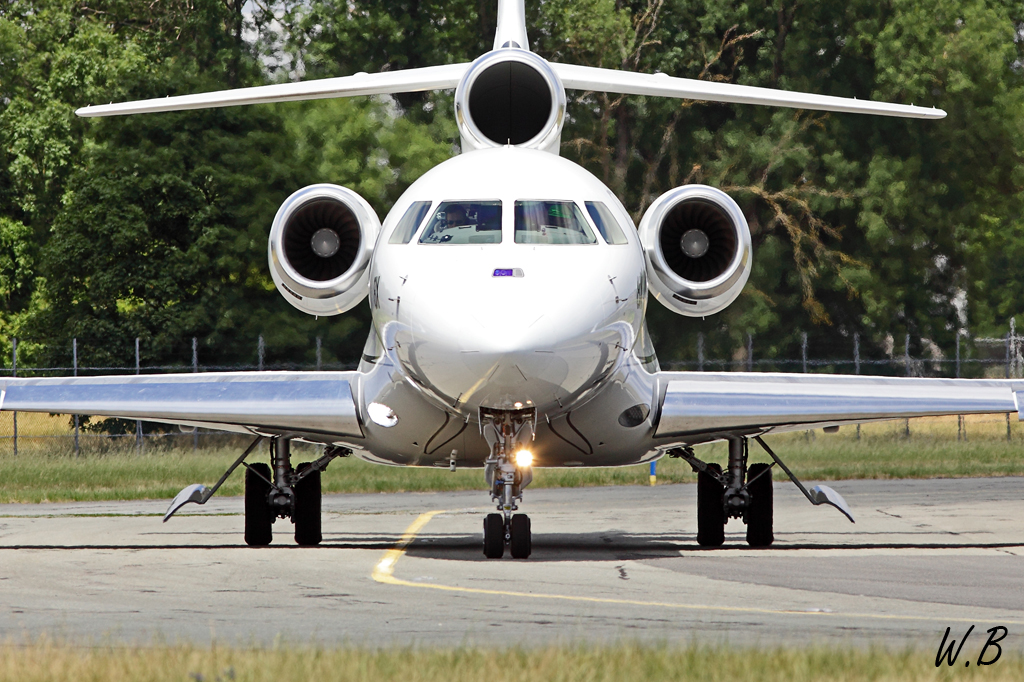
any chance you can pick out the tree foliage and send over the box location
[1,0,1022,371]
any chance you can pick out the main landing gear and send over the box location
[672,437,774,548]
[243,437,350,547]
[162,435,349,543]
[671,434,857,547]
[480,407,535,559]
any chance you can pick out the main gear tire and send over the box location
[293,462,322,546]
[244,463,274,547]
[696,463,725,547]
[745,463,774,547]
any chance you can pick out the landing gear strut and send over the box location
[243,437,349,547]
[480,407,535,559]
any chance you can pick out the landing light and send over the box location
[515,449,533,468]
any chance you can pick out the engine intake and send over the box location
[638,185,752,317]
[456,50,566,154]
[268,184,380,316]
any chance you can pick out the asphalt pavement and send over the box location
[1,477,1022,649]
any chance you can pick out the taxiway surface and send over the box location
[1,478,1022,648]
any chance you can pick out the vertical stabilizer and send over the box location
[494,0,529,50]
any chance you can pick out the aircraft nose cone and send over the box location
[397,297,631,412]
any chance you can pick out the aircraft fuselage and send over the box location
[357,147,662,468]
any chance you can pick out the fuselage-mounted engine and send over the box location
[268,184,380,316]
[638,185,752,317]
[455,49,567,155]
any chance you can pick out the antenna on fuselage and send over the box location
[493,0,529,50]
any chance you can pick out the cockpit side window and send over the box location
[585,201,629,245]
[418,201,503,244]
[514,201,597,245]
[388,201,432,244]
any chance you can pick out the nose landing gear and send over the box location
[480,407,535,559]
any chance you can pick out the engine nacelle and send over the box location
[455,50,566,155]
[268,184,380,316]
[638,185,752,317]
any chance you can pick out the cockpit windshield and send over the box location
[418,201,502,244]
[514,201,597,245]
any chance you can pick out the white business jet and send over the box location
[2,0,1021,557]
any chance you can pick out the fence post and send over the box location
[316,336,322,371]
[801,332,807,373]
[853,333,860,375]
[854,333,861,441]
[801,333,812,440]
[903,334,911,437]
[192,337,198,451]
[135,337,143,454]
[258,335,265,371]
[955,333,961,378]
[1008,320,1016,442]
[956,333,963,442]
[904,334,911,376]
[746,333,753,372]
[697,333,704,372]
[11,337,16,457]
[73,338,79,456]
[1005,329,1011,379]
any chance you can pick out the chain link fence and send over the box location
[2,323,1022,457]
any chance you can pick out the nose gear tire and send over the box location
[293,462,322,546]
[696,462,725,547]
[244,463,274,546]
[744,462,774,547]
[483,513,505,558]
[509,514,531,559]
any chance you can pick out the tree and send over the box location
[533,0,1024,364]
[2,0,1021,373]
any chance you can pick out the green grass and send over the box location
[1,641,1022,682]
[0,415,1021,504]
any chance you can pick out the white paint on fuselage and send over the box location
[370,148,647,418]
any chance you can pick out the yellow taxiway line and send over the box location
[372,510,1024,626]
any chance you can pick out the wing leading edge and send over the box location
[75,63,471,117]
[0,372,362,438]
[551,63,946,120]
[655,372,1023,438]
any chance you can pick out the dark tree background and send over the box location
[1,0,1022,371]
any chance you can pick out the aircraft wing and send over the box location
[75,63,470,117]
[655,372,1023,438]
[0,372,362,438]
[551,63,946,120]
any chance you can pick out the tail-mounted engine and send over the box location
[268,184,380,316]
[455,50,566,155]
[638,185,752,317]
